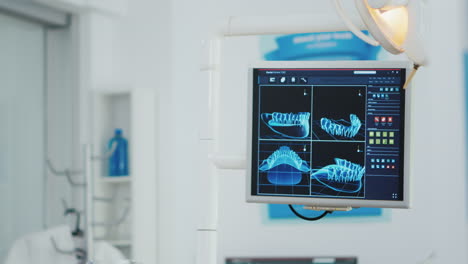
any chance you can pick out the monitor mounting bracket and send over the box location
[303,206,353,212]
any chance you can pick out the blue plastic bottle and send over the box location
[108,128,129,176]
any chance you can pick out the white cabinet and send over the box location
[89,88,156,261]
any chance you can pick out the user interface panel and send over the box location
[251,67,406,201]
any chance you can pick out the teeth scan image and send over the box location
[257,142,312,195]
[320,114,362,139]
[312,86,366,141]
[259,145,311,185]
[259,86,312,140]
[251,67,406,204]
[256,83,368,198]
[261,112,311,139]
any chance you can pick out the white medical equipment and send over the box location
[198,0,425,262]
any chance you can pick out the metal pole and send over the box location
[84,144,94,260]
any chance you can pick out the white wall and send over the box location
[0,14,46,262]
[424,1,467,261]
[45,21,81,230]
[119,1,173,263]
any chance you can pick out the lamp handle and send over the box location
[333,0,379,46]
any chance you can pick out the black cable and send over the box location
[288,204,333,221]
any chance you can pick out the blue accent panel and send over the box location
[320,114,362,138]
[265,31,379,61]
[261,112,311,138]
[268,204,382,219]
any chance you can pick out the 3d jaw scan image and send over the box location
[320,114,362,138]
[311,158,365,193]
[257,142,311,195]
[311,142,365,197]
[259,145,311,185]
[259,86,312,139]
[312,86,366,141]
[261,112,311,139]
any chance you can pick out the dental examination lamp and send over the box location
[335,0,427,86]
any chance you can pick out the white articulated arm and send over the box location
[197,11,355,264]
[202,12,358,170]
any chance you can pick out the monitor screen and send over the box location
[226,257,357,264]
[247,61,410,208]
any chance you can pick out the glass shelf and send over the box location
[99,176,132,183]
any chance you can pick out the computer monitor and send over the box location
[246,61,411,209]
